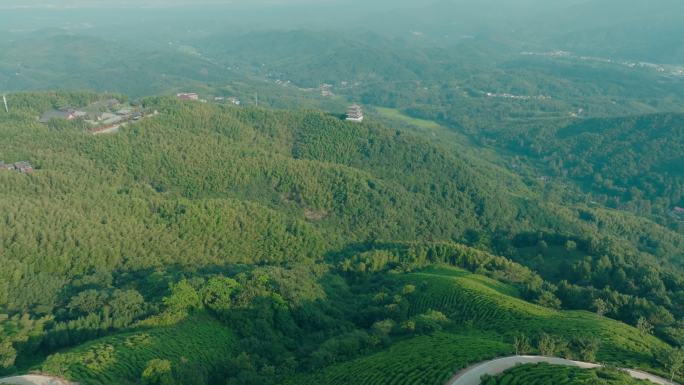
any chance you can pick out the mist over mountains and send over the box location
[2,0,682,63]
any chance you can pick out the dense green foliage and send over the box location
[394,267,666,366]
[0,92,682,385]
[283,266,670,385]
[443,112,684,229]
[1,2,683,384]
[41,315,235,385]
[191,28,684,233]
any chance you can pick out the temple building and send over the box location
[346,104,364,122]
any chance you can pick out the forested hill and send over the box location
[513,113,684,225]
[1,93,684,383]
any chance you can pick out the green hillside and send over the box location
[551,114,683,217]
[462,113,684,228]
[283,332,511,385]
[1,2,683,384]
[400,267,666,366]
[0,92,682,385]
[283,266,670,385]
[35,265,671,385]
[40,315,235,385]
[483,363,650,385]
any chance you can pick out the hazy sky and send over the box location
[0,0,342,8]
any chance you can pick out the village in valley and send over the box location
[177,92,241,106]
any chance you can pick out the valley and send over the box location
[0,2,683,385]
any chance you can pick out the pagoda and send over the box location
[346,104,364,122]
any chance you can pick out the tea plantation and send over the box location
[482,363,651,385]
[39,315,235,385]
[283,266,671,385]
[283,332,511,385]
[398,267,667,368]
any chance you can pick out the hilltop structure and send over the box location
[346,104,364,122]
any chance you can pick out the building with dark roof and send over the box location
[14,161,33,173]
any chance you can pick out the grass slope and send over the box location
[284,266,669,385]
[401,266,666,367]
[39,315,235,385]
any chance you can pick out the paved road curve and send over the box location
[446,356,678,385]
[0,375,77,385]
[2,357,676,385]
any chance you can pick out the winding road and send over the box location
[1,356,676,385]
[446,356,678,385]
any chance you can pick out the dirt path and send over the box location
[91,110,159,135]
[0,375,76,385]
[446,355,678,385]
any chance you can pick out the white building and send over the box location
[346,104,364,122]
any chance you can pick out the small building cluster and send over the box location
[0,161,33,173]
[485,92,551,101]
[38,99,122,123]
[569,108,585,118]
[346,104,364,123]
[40,99,123,124]
[176,92,200,101]
[320,83,334,97]
[100,112,119,125]
[214,96,241,106]
[38,98,151,134]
